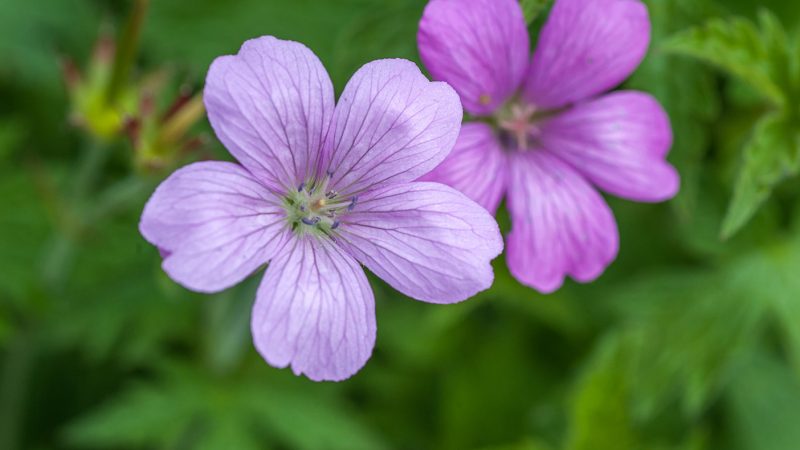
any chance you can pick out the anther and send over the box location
[301,217,320,226]
[331,220,340,230]
[326,190,338,199]
[347,196,358,212]
[298,182,306,192]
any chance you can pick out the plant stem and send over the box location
[0,330,35,450]
[106,0,150,104]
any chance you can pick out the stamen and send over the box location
[301,217,320,226]
[347,196,358,212]
[298,182,306,192]
[331,220,340,230]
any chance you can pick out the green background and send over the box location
[2,0,800,449]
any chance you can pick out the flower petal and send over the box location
[251,237,376,382]
[541,91,678,202]
[523,0,651,109]
[140,161,289,293]
[324,59,462,195]
[506,152,619,293]
[204,36,335,191]
[338,182,503,303]
[419,123,508,214]
[418,0,530,115]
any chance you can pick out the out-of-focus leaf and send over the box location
[740,232,800,376]
[664,11,790,105]
[0,168,51,301]
[144,0,359,85]
[0,121,25,162]
[605,248,775,420]
[721,113,799,239]
[241,375,388,450]
[332,0,422,87]
[625,283,763,418]
[479,438,555,450]
[630,0,721,250]
[725,351,800,450]
[65,363,387,450]
[435,315,561,450]
[567,335,715,450]
[63,378,199,448]
[0,0,97,89]
[566,337,639,450]
[46,211,195,365]
[203,275,259,374]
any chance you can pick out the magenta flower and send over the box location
[139,36,503,381]
[418,0,679,293]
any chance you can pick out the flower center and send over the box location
[493,99,557,152]
[283,172,356,238]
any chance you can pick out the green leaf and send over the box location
[0,121,24,162]
[725,351,800,450]
[739,233,800,376]
[0,168,51,301]
[331,0,421,78]
[520,0,549,24]
[46,213,195,366]
[0,0,97,88]
[240,377,388,450]
[64,364,387,450]
[202,275,259,374]
[606,256,771,419]
[566,337,639,450]
[721,113,800,239]
[63,379,199,448]
[663,11,789,105]
[629,0,721,251]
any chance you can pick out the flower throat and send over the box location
[283,171,356,237]
[493,98,560,152]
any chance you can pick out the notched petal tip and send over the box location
[251,239,376,382]
[506,152,619,294]
[204,35,335,190]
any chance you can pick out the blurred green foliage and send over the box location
[2,0,800,449]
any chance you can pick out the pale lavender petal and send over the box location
[418,0,530,115]
[251,237,375,382]
[506,152,618,293]
[338,182,503,303]
[523,0,650,109]
[140,161,289,293]
[420,123,508,214]
[204,36,334,190]
[541,91,679,202]
[324,59,462,195]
